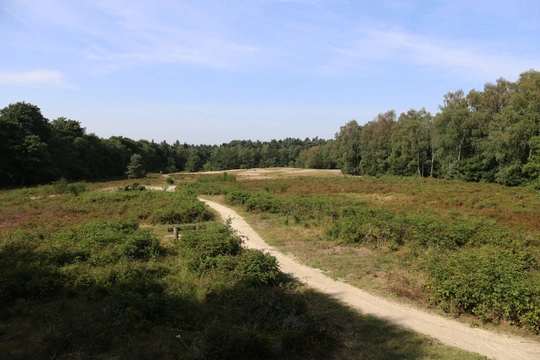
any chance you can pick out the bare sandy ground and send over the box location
[145,185,176,191]
[175,167,343,179]
[200,198,540,360]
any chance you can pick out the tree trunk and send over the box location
[417,149,421,177]
[430,148,435,177]
[457,136,465,163]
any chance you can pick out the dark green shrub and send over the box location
[326,208,405,248]
[66,182,88,196]
[426,247,540,331]
[152,201,213,224]
[234,250,280,286]
[52,178,87,196]
[122,183,146,191]
[245,191,276,213]
[327,206,520,251]
[119,233,163,261]
[0,242,65,303]
[151,190,213,224]
[225,190,251,205]
[196,172,237,183]
[180,223,243,272]
[53,178,69,194]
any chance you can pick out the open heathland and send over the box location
[0,178,484,359]
[182,170,540,338]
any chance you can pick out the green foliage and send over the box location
[360,111,397,176]
[390,108,433,177]
[326,206,520,250]
[0,188,346,359]
[126,153,146,179]
[326,208,405,249]
[3,69,540,189]
[225,189,252,205]
[151,190,214,224]
[335,120,362,174]
[0,220,164,305]
[179,222,243,272]
[178,221,281,286]
[234,249,281,285]
[52,178,88,195]
[226,188,338,226]
[52,178,69,193]
[66,182,88,196]
[245,191,277,212]
[523,136,540,189]
[121,182,147,191]
[196,171,237,182]
[426,247,540,332]
[0,102,52,185]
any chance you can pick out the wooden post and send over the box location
[173,227,178,240]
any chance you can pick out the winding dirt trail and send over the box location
[200,198,540,360]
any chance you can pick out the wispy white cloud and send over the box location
[0,69,78,90]
[331,27,539,81]
[1,7,36,30]
[3,0,538,81]
[73,1,266,72]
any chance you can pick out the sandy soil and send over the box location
[200,198,540,360]
[176,167,343,179]
[145,185,177,191]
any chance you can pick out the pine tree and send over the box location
[126,154,146,179]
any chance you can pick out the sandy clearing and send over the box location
[200,198,540,360]
[171,167,343,178]
[145,185,177,191]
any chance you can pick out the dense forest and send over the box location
[0,102,333,186]
[1,69,539,187]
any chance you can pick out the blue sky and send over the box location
[1,0,539,144]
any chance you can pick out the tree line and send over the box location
[335,69,540,188]
[0,101,334,186]
[1,69,539,187]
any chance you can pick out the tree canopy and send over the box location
[1,69,540,188]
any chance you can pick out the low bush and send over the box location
[245,191,277,213]
[151,200,213,225]
[326,206,521,251]
[426,247,540,332]
[225,189,251,205]
[196,172,237,183]
[326,208,405,249]
[179,222,243,272]
[234,249,281,286]
[121,183,146,191]
[0,220,165,305]
[53,178,88,196]
[226,189,337,226]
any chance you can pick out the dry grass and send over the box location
[230,174,540,231]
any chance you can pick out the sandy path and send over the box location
[200,198,540,360]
